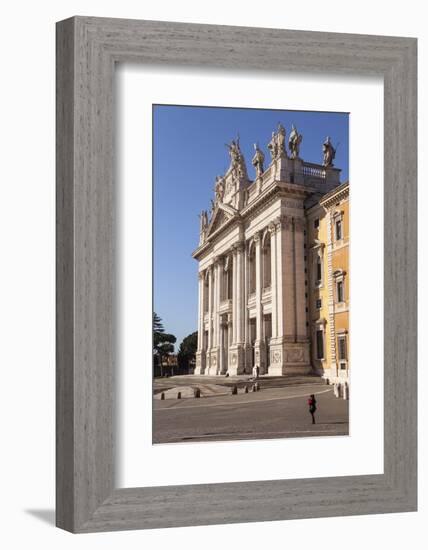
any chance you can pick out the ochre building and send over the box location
[192,125,349,390]
[306,182,350,388]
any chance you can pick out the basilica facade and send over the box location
[193,124,349,386]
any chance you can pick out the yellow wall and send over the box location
[307,183,349,381]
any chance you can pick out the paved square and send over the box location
[153,376,349,444]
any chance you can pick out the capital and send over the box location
[268,221,278,234]
[232,241,244,254]
[212,255,222,266]
[253,231,262,243]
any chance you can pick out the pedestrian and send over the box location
[308,394,317,424]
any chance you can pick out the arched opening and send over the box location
[248,244,256,294]
[262,233,271,289]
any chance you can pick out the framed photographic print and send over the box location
[56,16,417,532]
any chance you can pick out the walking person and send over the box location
[308,394,317,425]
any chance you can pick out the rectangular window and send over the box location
[335,219,342,240]
[316,258,322,283]
[314,218,319,229]
[316,299,322,309]
[316,329,324,360]
[338,336,347,361]
[336,280,344,303]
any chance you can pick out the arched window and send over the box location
[248,244,256,294]
[262,233,271,289]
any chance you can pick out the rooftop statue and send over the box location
[198,209,209,243]
[226,137,248,179]
[322,136,336,167]
[214,175,225,203]
[288,124,303,159]
[199,209,209,231]
[268,123,287,161]
[277,123,286,155]
[252,143,265,177]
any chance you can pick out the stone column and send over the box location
[197,272,203,351]
[195,271,206,375]
[206,266,213,374]
[253,231,266,374]
[228,243,246,375]
[255,232,262,339]
[236,243,245,344]
[232,249,238,344]
[218,318,225,374]
[210,257,222,374]
[243,242,253,372]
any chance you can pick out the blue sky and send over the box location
[153,105,349,348]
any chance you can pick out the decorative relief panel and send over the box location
[286,348,304,362]
[272,350,282,364]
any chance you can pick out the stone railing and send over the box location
[302,163,326,179]
[262,165,273,182]
[245,181,258,204]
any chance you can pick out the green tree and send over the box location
[153,312,176,377]
[153,312,164,334]
[177,331,198,373]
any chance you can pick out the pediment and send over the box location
[206,203,237,236]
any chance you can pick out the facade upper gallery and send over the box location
[193,123,349,388]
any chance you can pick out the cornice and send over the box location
[320,182,349,209]
[193,180,340,260]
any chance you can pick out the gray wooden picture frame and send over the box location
[56,16,417,533]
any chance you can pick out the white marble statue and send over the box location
[288,124,303,159]
[251,143,265,177]
[323,136,336,167]
[268,123,287,160]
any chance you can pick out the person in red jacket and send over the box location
[308,394,317,425]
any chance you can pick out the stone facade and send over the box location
[193,126,345,378]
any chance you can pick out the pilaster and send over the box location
[269,221,278,339]
[279,215,296,340]
[326,209,338,379]
[293,217,309,342]
[268,216,311,375]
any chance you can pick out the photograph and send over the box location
[152,104,350,444]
